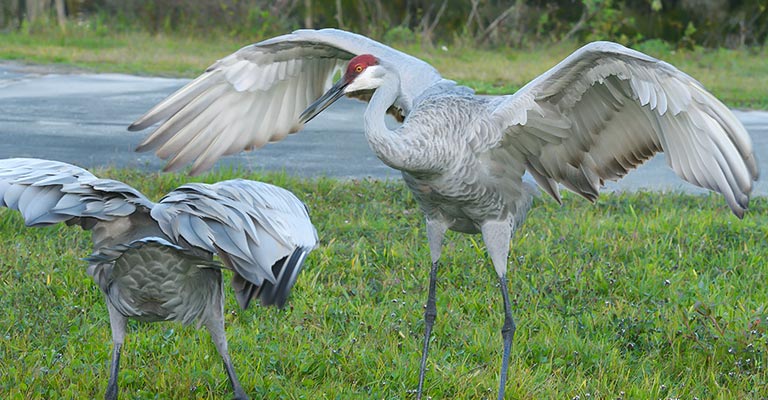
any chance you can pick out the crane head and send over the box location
[299,54,381,124]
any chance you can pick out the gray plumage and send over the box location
[127,29,758,399]
[0,158,318,400]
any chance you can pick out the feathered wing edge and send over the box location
[489,42,758,218]
[128,28,444,175]
[0,158,317,310]
[0,158,153,227]
[150,179,318,309]
[127,31,357,175]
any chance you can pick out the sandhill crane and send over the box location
[0,158,318,400]
[127,29,758,399]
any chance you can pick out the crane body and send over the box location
[128,29,758,399]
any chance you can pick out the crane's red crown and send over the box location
[345,54,378,80]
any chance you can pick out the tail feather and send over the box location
[231,246,310,310]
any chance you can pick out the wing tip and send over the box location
[730,200,748,220]
[127,121,144,132]
[128,111,161,132]
[134,141,153,153]
[730,203,746,219]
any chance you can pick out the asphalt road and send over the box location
[1,62,766,197]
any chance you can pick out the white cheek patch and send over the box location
[344,67,383,93]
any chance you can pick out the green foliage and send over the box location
[633,38,673,56]
[1,169,767,398]
[2,21,768,112]
[581,0,643,44]
[383,26,417,46]
[2,29,767,109]
[69,0,298,40]
[2,0,767,48]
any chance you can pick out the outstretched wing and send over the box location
[488,41,758,217]
[150,179,318,308]
[129,28,443,175]
[0,158,154,227]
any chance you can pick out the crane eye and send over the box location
[355,65,364,73]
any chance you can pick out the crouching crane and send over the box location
[0,158,318,400]
[127,29,759,399]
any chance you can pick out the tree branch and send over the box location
[479,3,518,45]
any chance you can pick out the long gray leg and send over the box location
[416,219,448,400]
[416,260,439,399]
[105,302,127,400]
[481,221,515,400]
[497,275,515,400]
[204,301,248,400]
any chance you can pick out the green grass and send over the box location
[1,168,766,399]
[0,30,242,77]
[2,28,767,109]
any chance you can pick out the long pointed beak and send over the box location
[299,78,349,124]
